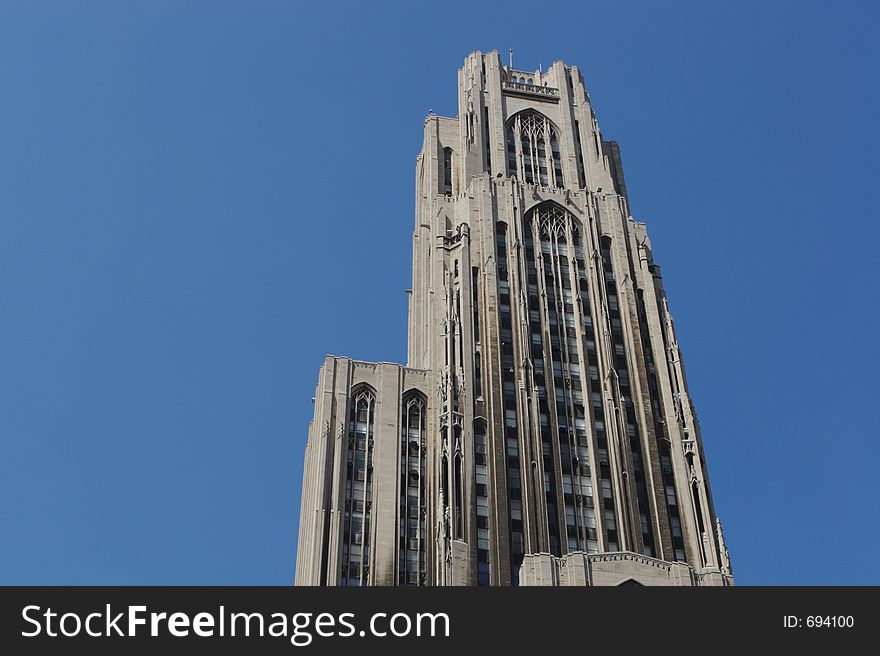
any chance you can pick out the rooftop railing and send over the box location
[502,81,559,98]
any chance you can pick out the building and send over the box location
[294,50,733,587]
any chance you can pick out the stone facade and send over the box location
[295,51,733,587]
[520,552,728,586]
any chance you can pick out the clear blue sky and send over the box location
[1,0,878,585]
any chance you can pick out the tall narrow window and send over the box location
[474,353,482,399]
[523,202,595,558]
[574,120,587,189]
[453,450,463,540]
[637,288,682,561]
[474,420,491,585]
[599,236,655,557]
[483,106,492,172]
[472,267,481,343]
[443,147,453,196]
[473,267,483,398]
[506,124,518,177]
[341,387,375,586]
[496,220,524,583]
[399,393,427,586]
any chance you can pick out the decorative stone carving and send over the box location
[716,518,732,575]
[589,552,672,571]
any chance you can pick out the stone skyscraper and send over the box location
[295,51,732,587]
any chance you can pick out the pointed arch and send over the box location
[524,200,583,239]
[521,200,600,558]
[505,110,565,187]
[340,384,376,586]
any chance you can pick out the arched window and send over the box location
[505,110,565,188]
[341,386,375,586]
[523,202,599,556]
[398,393,427,585]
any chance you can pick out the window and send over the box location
[472,268,481,344]
[474,419,492,581]
[443,147,453,196]
[398,393,426,586]
[478,561,490,586]
[505,111,565,187]
[666,485,677,507]
[343,387,375,586]
[573,119,587,189]
[474,354,482,399]
[520,201,601,561]
[483,106,491,172]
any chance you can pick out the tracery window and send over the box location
[524,202,598,556]
[341,387,375,586]
[506,110,564,187]
[398,393,427,585]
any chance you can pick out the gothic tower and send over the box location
[295,50,732,587]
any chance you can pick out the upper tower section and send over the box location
[417,50,629,205]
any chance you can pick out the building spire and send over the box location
[509,48,513,68]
